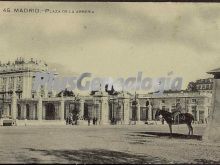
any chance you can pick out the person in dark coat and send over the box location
[88,118,91,126]
[93,117,95,125]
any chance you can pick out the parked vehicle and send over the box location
[0,115,16,126]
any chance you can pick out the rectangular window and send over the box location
[192,99,196,103]
[206,84,209,89]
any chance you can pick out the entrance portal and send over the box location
[45,103,56,120]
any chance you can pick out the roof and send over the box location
[207,67,220,74]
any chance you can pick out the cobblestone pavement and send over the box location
[0,124,219,164]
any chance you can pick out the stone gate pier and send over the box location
[203,69,220,142]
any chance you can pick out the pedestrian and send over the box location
[95,117,98,125]
[88,118,91,126]
[25,118,27,126]
[93,117,95,125]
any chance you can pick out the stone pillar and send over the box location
[129,102,132,121]
[11,91,17,120]
[123,99,130,124]
[188,105,192,114]
[51,90,55,97]
[111,101,114,119]
[79,99,84,120]
[117,101,122,124]
[168,104,172,112]
[148,104,152,121]
[23,104,27,119]
[6,104,10,116]
[44,86,48,98]
[60,94,65,121]
[42,103,46,120]
[159,101,163,110]
[32,104,35,120]
[100,97,109,124]
[5,77,9,98]
[196,109,200,122]
[37,96,42,121]
[203,71,220,142]
[136,102,141,122]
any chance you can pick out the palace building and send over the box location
[0,58,212,125]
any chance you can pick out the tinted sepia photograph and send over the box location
[0,1,219,164]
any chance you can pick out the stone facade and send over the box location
[0,58,212,125]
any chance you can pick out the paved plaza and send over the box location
[0,124,219,164]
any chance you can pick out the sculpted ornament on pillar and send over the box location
[136,100,141,122]
[11,90,17,120]
[79,99,85,120]
[60,92,65,121]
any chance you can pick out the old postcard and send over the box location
[0,1,219,164]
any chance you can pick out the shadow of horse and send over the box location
[133,131,202,140]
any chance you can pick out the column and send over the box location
[5,77,9,98]
[44,85,48,98]
[197,109,200,122]
[37,96,42,121]
[51,90,55,97]
[129,102,132,121]
[6,104,10,116]
[123,99,130,124]
[60,94,65,121]
[136,102,141,122]
[148,104,152,121]
[79,99,84,120]
[96,102,100,122]
[118,101,122,124]
[188,105,192,114]
[111,101,114,119]
[168,104,172,112]
[11,91,17,120]
[23,104,26,119]
[100,97,109,124]
[159,101,162,110]
[32,104,35,120]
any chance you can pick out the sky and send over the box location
[0,2,220,92]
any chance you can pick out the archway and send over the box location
[45,103,55,120]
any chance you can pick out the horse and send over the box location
[155,109,194,136]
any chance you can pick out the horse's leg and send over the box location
[169,124,172,137]
[187,124,190,135]
[190,123,193,135]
